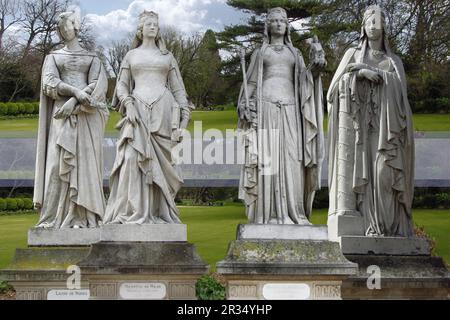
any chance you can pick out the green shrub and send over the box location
[24,103,35,114]
[0,103,7,115]
[6,102,19,115]
[0,281,14,294]
[23,198,34,210]
[33,102,40,114]
[6,198,18,211]
[422,194,437,208]
[0,198,6,211]
[196,274,226,300]
[16,198,25,210]
[436,193,450,208]
[415,224,437,256]
[17,103,27,114]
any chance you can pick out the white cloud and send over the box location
[86,0,224,46]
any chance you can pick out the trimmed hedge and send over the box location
[0,198,34,211]
[0,102,39,116]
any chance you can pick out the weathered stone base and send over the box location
[78,241,208,300]
[339,236,431,255]
[328,213,365,241]
[28,228,100,246]
[0,247,91,300]
[237,224,328,240]
[1,241,208,300]
[216,239,358,300]
[28,224,187,246]
[342,255,450,299]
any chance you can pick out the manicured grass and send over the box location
[187,110,238,133]
[181,204,247,271]
[411,114,450,132]
[0,207,448,272]
[0,213,38,270]
[1,112,449,137]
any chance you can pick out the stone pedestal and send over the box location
[327,213,365,241]
[78,242,208,300]
[0,247,91,300]
[342,255,450,299]
[339,236,431,255]
[216,224,358,300]
[337,235,449,299]
[1,225,208,300]
[28,224,187,246]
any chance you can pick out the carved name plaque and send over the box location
[262,283,311,300]
[119,282,166,300]
[47,289,90,300]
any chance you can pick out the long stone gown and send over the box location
[238,42,324,224]
[327,44,415,237]
[34,48,109,228]
[104,48,189,224]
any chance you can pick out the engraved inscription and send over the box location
[90,283,117,298]
[170,283,195,299]
[314,284,341,299]
[228,285,257,298]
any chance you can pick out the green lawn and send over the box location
[0,112,449,137]
[0,207,449,272]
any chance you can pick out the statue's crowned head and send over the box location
[136,10,159,40]
[264,7,292,45]
[131,10,167,53]
[358,5,392,60]
[267,7,288,22]
[57,6,81,42]
[362,5,387,40]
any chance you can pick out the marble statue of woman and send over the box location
[33,7,109,229]
[104,11,193,224]
[237,7,326,225]
[327,5,415,237]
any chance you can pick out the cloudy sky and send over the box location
[74,0,249,46]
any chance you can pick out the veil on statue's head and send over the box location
[263,7,293,46]
[131,10,168,54]
[56,5,81,40]
[358,5,392,61]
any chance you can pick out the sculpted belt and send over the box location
[262,98,296,108]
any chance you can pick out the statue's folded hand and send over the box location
[75,90,91,106]
[171,128,183,143]
[238,100,257,124]
[54,103,75,119]
[346,63,368,72]
[358,69,383,84]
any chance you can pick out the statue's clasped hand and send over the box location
[238,100,257,125]
[347,63,383,84]
[54,103,75,119]
[75,89,92,106]
[171,128,183,143]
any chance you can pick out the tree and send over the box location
[105,40,130,78]
[184,30,225,108]
[220,0,449,112]
[0,58,34,101]
[0,0,22,51]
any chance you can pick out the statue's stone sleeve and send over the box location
[42,55,61,100]
[115,54,132,114]
[168,54,191,122]
[88,56,102,85]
